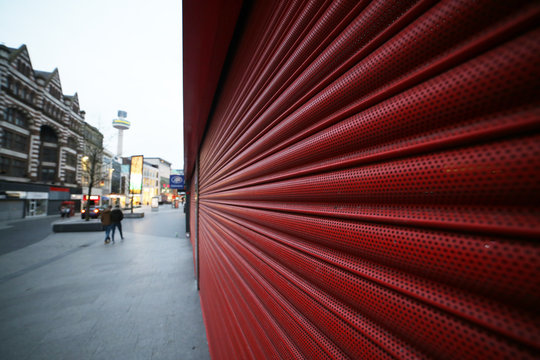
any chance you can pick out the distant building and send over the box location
[117,156,147,207]
[119,159,131,207]
[100,150,125,205]
[0,44,89,220]
[79,121,104,206]
[110,156,122,194]
[117,156,173,206]
[145,157,172,201]
[141,161,159,205]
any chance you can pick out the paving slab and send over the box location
[0,209,209,360]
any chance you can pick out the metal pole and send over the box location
[128,161,133,213]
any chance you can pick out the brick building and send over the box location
[0,44,96,220]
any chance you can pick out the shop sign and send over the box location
[6,191,26,198]
[50,187,70,192]
[170,175,184,190]
[27,192,49,199]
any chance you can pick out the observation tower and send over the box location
[112,110,130,156]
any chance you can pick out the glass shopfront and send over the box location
[26,199,47,217]
[25,192,49,217]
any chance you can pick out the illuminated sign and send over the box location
[129,155,144,194]
[170,175,184,190]
[169,175,184,190]
[83,195,101,201]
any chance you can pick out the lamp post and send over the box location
[128,162,134,214]
[81,155,89,210]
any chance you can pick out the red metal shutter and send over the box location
[190,1,540,358]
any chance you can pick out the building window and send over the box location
[17,60,31,77]
[49,86,62,100]
[1,130,28,152]
[40,125,58,143]
[42,147,58,162]
[65,170,76,184]
[6,78,33,105]
[65,152,77,167]
[42,102,62,121]
[0,156,27,177]
[13,86,35,106]
[67,137,78,149]
[4,108,29,128]
[40,167,56,182]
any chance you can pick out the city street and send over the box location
[0,206,209,360]
[0,215,60,256]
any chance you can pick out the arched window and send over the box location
[4,108,29,128]
[40,125,58,144]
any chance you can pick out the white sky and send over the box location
[0,0,183,169]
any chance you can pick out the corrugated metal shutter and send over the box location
[190,1,540,358]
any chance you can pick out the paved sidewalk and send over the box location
[0,212,209,360]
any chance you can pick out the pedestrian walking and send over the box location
[100,205,114,244]
[111,205,124,240]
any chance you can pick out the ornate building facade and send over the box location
[0,44,92,220]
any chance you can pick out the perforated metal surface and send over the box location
[184,0,540,359]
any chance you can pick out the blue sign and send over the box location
[170,175,185,190]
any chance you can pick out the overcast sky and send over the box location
[0,0,183,169]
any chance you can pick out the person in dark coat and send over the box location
[100,205,114,244]
[111,205,124,241]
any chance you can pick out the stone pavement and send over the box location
[0,208,210,360]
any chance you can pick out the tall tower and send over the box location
[112,110,130,156]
